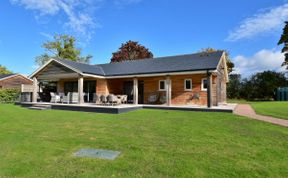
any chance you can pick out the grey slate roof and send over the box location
[56,58,105,75]
[56,51,223,77]
[0,74,15,80]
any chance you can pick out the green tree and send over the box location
[241,71,287,100]
[111,41,153,63]
[36,34,92,66]
[278,21,288,69]
[200,47,234,74]
[227,74,241,99]
[0,65,12,74]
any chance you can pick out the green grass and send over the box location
[250,101,288,120]
[0,104,287,177]
[228,99,288,120]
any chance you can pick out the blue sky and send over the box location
[0,0,287,77]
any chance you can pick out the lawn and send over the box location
[228,99,288,120]
[0,104,287,177]
[250,101,288,120]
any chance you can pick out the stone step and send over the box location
[28,106,50,110]
[33,104,52,109]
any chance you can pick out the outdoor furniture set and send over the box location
[50,92,127,106]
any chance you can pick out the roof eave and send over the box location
[29,58,84,79]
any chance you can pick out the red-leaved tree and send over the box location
[111,41,153,63]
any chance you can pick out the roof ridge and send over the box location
[95,51,223,66]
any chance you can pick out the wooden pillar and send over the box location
[32,77,38,103]
[207,71,212,108]
[166,76,171,106]
[78,75,84,104]
[133,78,138,105]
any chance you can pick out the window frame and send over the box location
[184,79,192,91]
[159,80,166,91]
[201,78,208,91]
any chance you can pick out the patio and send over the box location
[16,102,236,114]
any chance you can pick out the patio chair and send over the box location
[147,93,159,104]
[107,94,120,106]
[100,95,107,105]
[62,92,71,104]
[70,92,79,103]
[159,94,166,104]
[50,92,61,103]
[93,93,101,104]
[121,95,127,104]
[192,92,200,101]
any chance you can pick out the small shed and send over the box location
[275,87,288,101]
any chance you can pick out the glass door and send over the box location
[84,81,96,102]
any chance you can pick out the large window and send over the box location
[159,80,166,91]
[201,78,208,91]
[184,79,192,91]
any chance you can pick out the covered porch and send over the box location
[25,58,218,108]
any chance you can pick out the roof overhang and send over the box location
[29,58,83,79]
[216,52,229,82]
[104,70,215,79]
[0,74,32,82]
[29,58,219,80]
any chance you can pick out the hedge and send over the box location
[0,88,20,103]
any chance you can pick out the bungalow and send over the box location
[28,51,229,107]
[0,74,33,89]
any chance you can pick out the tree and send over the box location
[241,71,287,100]
[200,47,234,74]
[278,21,288,69]
[227,74,241,99]
[0,65,12,74]
[36,34,92,66]
[111,40,153,63]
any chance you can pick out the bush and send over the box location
[0,88,20,103]
[227,71,288,101]
[241,71,287,100]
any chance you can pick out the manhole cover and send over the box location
[74,149,121,160]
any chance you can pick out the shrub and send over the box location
[241,71,287,100]
[0,88,20,103]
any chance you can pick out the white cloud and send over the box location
[226,3,288,41]
[10,0,99,38]
[10,0,60,15]
[39,32,54,40]
[57,1,98,38]
[232,49,286,77]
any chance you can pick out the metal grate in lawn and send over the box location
[74,148,121,160]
